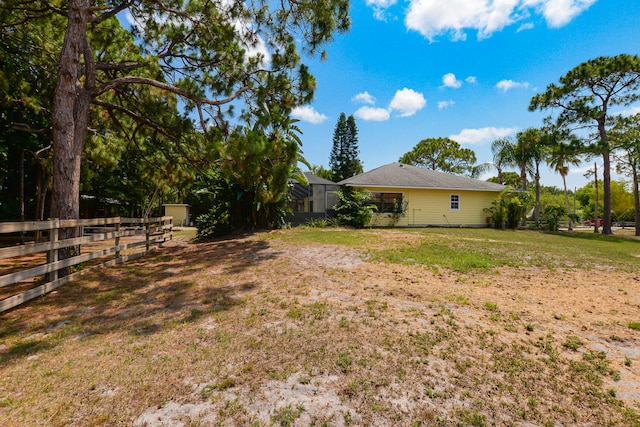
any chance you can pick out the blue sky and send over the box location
[291,0,640,190]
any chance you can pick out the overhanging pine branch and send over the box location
[95,61,144,71]
[90,1,134,24]
[92,75,250,106]
[92,99,204,166]
[92,98,179,143]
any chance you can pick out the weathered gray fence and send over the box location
[0,216,173,313]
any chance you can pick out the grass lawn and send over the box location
[1,227,640,426]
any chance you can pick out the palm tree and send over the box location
[491,130,548,225]
[547,144,581,230]
[490,137,517,185]
[514,128,547,225]
[512,130,535,191]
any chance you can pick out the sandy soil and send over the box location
[2,229,640,426]
[131,232,640,426]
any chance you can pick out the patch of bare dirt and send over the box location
[128,234,640,426]
[2,230,640,426]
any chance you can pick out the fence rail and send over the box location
[0,216,173,313]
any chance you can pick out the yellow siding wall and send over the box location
[361,187,497,227]
[164,205,190,226]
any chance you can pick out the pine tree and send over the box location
[329,113,363,181]
[346,115,363,177]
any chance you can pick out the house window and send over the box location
[371,192,404,214]
[450,194,460,210]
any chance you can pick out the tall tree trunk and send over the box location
[19,149,24,222]
[35,160,43,220]
[601,150,612,235]
[594,162,599,234]
[534,163,540,226]
[52,0,90,221]
[598,119,612,235]
[634,162,640,237]
[51,0,91,272]
[562,173,572,231]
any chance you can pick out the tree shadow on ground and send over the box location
[0,234,278,367]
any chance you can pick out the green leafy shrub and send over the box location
[542,204,567,231]
[334,188,376,228]
[196,209,231,239]
[505,197,525,229]
[618,208,635,222]
[390,199,409,226]
[486,197,506,229]
[304,217,339,228]
[486,187,530,229]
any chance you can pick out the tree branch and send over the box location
[92,75,250,106]
[92,99,178,142]
[12,123,50,134]
[92,99,203,166]
[95,61,145,71]
[90,1,134,24]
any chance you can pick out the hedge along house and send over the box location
[338,162,505,227]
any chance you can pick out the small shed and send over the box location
[163,204,191,226]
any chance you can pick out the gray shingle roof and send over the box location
[303,173,336,185]
[289,173,337,186]
[337,162,505,192]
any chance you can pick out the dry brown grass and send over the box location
[1,228,640,426]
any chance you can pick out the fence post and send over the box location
[145,217,150,252]
[46,219,59,282]
[115,217,121,263]
[159,217,165,248]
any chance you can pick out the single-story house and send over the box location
[338,162,505,227]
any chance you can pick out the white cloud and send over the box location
[572,165,592,174]
[352,92,376,105]
[354,106,391,122]
[352,88,426,120]
[449,126,517,145]
[389,88,427,117]
[366,0,398,20]
[496,79,530,92]
[438,100,455,109]
[517,22,535,32]
[291,106,328,124]
[528,0,597,28]
[612,105,640,117]
[240,34,270,65]
[465,76,478,84]
[442,73,462,89]
[405,0,596,41]
[366,0,397,6]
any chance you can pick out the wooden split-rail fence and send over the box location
[0,216,173,313]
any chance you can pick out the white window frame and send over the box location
[450,194,460,211]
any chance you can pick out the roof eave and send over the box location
[342,183,504,192]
